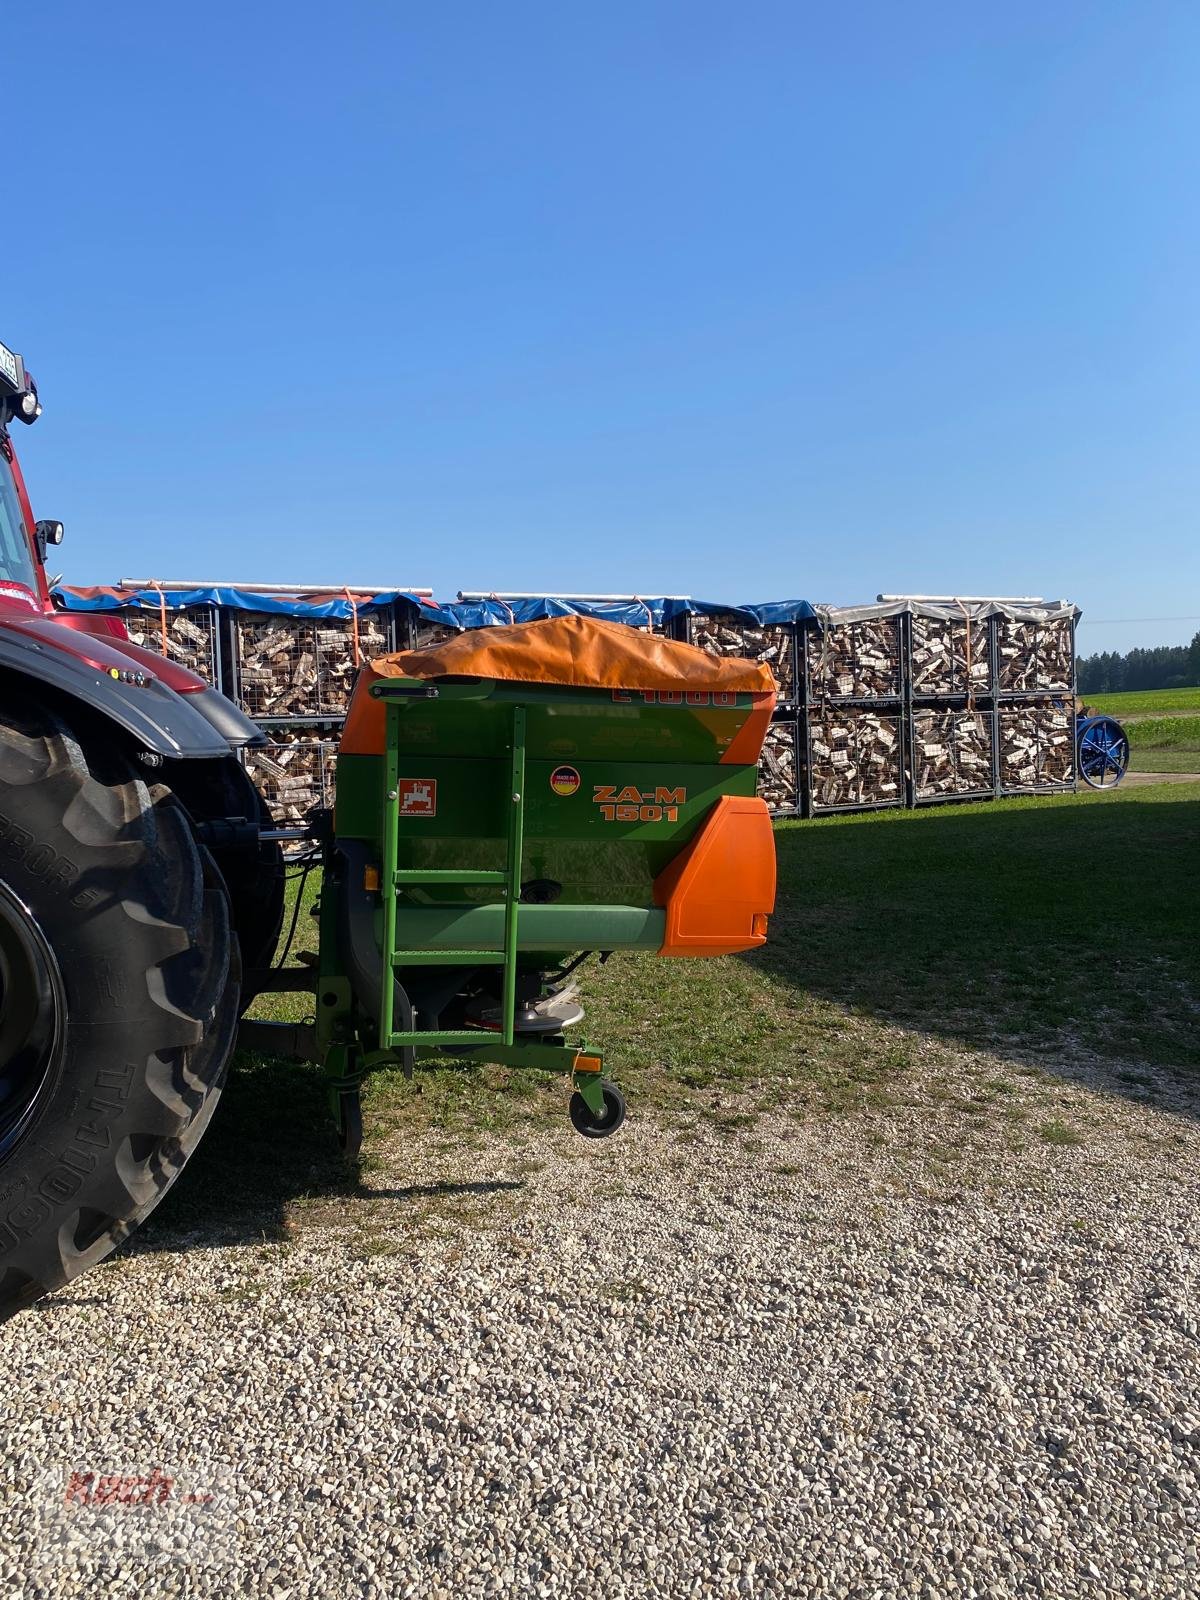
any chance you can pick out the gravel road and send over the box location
[2,1053,1198,1598]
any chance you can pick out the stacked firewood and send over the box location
[122,606,218,683]
[243,731,335,831]
[806,618,902,700]
[997,618,1073,693]
[689,615,796,698]
[235,611,390,717]
[998,706,1074,790]
[808,711,903,809]
[912,710,995,798]
[757,721,799,814]
[910,615,992,697]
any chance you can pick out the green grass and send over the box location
[1125,715,1200,749]
[1132,751,1200,774]
[147,783,1200,1245]
[1085,686,1200,717]
[1125,715,1200,775]
[752,785,1199,1073]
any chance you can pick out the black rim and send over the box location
[0,882,65,1161]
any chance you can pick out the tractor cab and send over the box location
[0,339,56,616]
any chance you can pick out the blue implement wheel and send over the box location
[1077,715,1129,789]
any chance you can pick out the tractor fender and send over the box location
[0,628,246,760]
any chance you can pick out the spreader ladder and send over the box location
[378,695,527,1050]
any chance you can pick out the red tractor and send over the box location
[0,339,282,1320]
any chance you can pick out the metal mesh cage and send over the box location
[805,616,904,702]
[232,610,392,718]
[243,732,338,845]
[121,605,221,687]
[909,615,993,698]
[911,709,996,800]
[996,618,1073,695]
[998,705,1075,792]
[757,719,799,815]
[808,710,904,811]
[689,615,797,700]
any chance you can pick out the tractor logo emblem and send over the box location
[550,765,581,797]
[397,779,437,817]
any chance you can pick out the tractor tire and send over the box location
[0,701,239,1322]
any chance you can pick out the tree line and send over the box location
[1077,631,1200,694]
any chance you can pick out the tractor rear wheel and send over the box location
[0,700,239,1322]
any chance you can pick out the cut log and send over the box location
[996,618,1073,694]
[234,610,391,717]
[806,618,902,700]
[757,720,799,814]
[998,704,1074,791]
[689,615,796,698]
[808,711,904,810]
[912,709,995,798]
[122,605,220,684]
[910,615,993,697]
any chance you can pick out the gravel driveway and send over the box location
[2,1054,1198,1598]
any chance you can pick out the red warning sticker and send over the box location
[397,779,438,817]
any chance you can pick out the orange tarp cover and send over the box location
[367,614,778,695]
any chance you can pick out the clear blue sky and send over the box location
[6,1,1198,656]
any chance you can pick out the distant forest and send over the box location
[1077,630,1200,694]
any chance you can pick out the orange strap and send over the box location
[489,592,516,625]
[150,582,169,656]
[632,595,653,630]
[342,588,362,666]
[955,600,974,709]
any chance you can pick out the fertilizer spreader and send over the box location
[243,615,779,1149]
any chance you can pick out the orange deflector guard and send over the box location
[652,795,776,957]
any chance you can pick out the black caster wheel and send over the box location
[336,1088,363,1159]
[569,1081,626,1139]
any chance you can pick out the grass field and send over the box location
[1085,686,1200,717]
[1126,714,1200,774]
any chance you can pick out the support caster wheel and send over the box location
[336,1088,363,1159]
[569,1081,626,1139]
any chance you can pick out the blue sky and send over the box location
[6,1,1198,656]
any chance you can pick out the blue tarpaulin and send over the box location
[661,598,817,627]
[53,584,452,626]
[53,586,818,633]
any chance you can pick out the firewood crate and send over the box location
[804,615,904,703]
[687,613,798,702]
[910,708,997,803]
[908,613,994,697]
[242,729,340,853]
[122,604,222,689]
[806,708,905,814]
[996,616,1075,695]
[997,704,1076,793]
[757,718,800,816]
[231,609,393,719]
